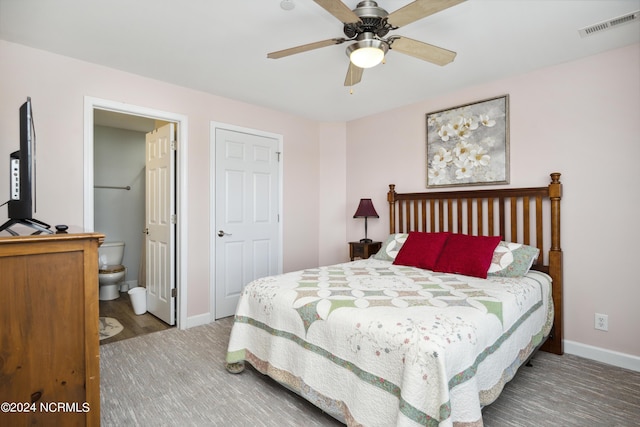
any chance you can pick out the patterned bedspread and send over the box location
[226,258,553,426]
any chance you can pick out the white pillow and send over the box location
[487,241,540,277]
[373,233,408,261]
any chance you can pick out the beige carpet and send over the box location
[100,317,640,426]
[99,317,123,340]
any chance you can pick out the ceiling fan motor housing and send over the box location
[343,0,392,39]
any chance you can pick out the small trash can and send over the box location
[128,286,147,315]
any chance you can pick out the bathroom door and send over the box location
[213,126,281,319]
[145,123,176,325]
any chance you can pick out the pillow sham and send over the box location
[393,232,450,270]
[487,241,540,277]
[373,233,408,261]
[433,234,501,279]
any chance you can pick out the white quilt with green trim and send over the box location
[227,258,553,427]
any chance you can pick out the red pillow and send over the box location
[393,232,450,270]
[433,234,501,279]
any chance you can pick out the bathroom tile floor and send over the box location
[99,291,172,345]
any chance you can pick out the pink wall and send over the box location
[0,40,320,321]
[345,44,640,359]
[318,122,348,266]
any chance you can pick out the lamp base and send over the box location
[359,238,373,243]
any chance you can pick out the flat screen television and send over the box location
[8,97,34,219]
[0,97,51,235]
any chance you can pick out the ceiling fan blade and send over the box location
[387,0,466,28]
[344,62,364,86]
[268,38,347,59]
[390,36,456,66]
[313,0,361,24]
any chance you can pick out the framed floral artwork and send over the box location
[426,95,509,188]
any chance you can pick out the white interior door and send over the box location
[214,127,280,319]
[145,123,176,325]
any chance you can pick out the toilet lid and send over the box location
[99,264,125,274]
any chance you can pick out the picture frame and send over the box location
[426,95,509,188]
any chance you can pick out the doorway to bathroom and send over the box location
[84,97,188,335]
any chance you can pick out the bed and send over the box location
[226,173,563,426]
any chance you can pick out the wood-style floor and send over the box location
[99,291,172,345]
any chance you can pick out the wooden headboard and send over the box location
[387,173,563,355]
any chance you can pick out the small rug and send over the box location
[99,317,124,340]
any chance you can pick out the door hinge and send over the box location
[171,288,177,298]
[171,140,177,151]
[171,214,177,224]
[276,151,281,162]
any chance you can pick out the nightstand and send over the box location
[348,241,382,261]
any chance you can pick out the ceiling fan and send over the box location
[268,0,466,87]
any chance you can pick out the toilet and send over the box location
[98,241,126,301]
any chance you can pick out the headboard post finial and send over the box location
[388,184,397,234]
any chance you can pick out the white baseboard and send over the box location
[564,340,640,372]
[184,312,214,329]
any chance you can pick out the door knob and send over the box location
[143,228,149,235]
[217,230,232,237]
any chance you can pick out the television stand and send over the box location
[0,218,52,236]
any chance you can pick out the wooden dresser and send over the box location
[0,232,104,426]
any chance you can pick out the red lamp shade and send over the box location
[353,199,379,218]
[353,199,378,243]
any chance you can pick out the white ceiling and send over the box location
[1,0,638,122]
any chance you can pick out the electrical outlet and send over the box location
[595,313,608,331]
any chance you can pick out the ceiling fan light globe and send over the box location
[350,47,385,68]
[346,38,388,69]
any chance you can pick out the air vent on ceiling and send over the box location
[579,10,639,38]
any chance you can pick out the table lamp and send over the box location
[353,198,379,243]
